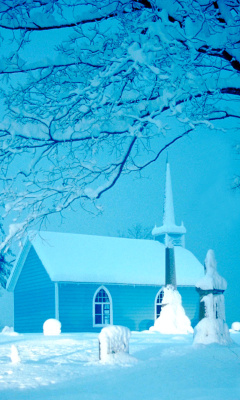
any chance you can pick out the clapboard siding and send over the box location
[109,285,157,331]
[59,283,157,332]
[59,283,199,332]
[14,246,55,333]
[59,283,158,332]
[59,283,200,332]
[110,285,199,329]
[59,283,97,332]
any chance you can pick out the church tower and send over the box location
[152,160,186,247]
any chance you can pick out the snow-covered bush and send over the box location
[193,250,230,345]
[150,285,193,334]
[231,322,240,332]
[43,319,61,336]
[98,325,131,361]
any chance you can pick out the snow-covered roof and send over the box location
[7,231,204,290]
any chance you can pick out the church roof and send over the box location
[7,231,203,291]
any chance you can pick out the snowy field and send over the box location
[0,330,240,400]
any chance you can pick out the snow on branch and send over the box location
[0,1,240,245]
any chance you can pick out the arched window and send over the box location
[93,286,113,327]
[155,288,164,320]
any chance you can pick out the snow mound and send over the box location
[231,322,240,332]
[1,326,18,336]
[99,325,131,361]
[10,345,20,364]
[196,250,227,291]
[149,285,193,334]
[43,319,61,336]
[193,317,230,345]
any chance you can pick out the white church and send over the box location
[6,162,204,333]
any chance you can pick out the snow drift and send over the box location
[150,285,193,334]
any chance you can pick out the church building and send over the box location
[7,162,204,333]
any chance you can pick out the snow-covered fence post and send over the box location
[98,325,131,361]
[194,250,230,344]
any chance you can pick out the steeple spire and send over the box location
[163,161,176,227]
[152,160,186,247]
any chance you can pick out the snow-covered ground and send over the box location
[0,330,240,400]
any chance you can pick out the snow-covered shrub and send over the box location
[98,325,131,361]
[43,319,61,336]
[150,285,193,334]
[193,250,230,345]
[231,322,240,332]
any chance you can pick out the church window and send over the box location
[155,288,164,319]
[93,286,113,327]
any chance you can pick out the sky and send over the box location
[47,124,240,326]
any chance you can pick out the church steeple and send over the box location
[163,161,176,227]
[152,160,186,247]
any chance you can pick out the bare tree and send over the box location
[118,223,153,239]
[0,0,239,247]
